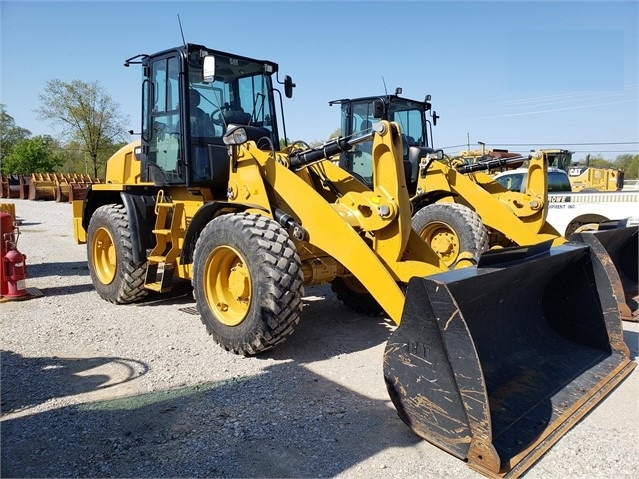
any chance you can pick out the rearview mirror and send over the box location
[373,100,384,119]
[203,56,216,83]
[284,75,295,98]
[429,149,444,160]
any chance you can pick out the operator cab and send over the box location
[330,89,437,194]
[130,44,292,195]
[544,149,574,173]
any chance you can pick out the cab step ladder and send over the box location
[145,190,184,292]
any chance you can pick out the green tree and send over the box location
[36,79,129,178]
[615,153,639,179]
[329,128,341,139]
[54,139,86,173]
[585,154,614,169]
[1,135,63,174]
[54,138,126,175]
[0,104,31,168]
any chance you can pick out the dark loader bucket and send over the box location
[384,242,635,478]
[571,224,638,321]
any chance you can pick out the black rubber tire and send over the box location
[192,213,304,355]
[412,203,489,267]
[331,276,384,316]
[87,204,148,304]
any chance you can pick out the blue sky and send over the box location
[1,0,637,161]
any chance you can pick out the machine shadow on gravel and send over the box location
[137,282,395,362]
[137,281,195,307]
[1,360,420,478]
[259,288,396,363]
[0,350,149,413]
[26,261,89,278]
[35,283,97,297]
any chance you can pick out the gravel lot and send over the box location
[1,198,638,478]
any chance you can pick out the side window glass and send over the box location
[142,80,150,140]
[349,102,374,183]
[548,172,571,192]
[394,109,422,146]
[147,56,181,183]
[496,173,524,192]
[495,176,510,189]
[392,109,422,160]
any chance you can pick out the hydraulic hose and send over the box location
[289,130,376,170]
[456,155,530,174]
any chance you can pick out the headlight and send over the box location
[223,127,248,146]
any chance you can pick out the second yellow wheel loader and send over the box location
[331,91,638,320]
[73,44,634,478]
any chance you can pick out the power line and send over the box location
[440,144,469,150]
[486,141,639,147]
[570,150,639,154]
[441,141,638,150]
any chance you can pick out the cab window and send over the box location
[495,173,524,192]
[548,171,572,192]
[145,56,181,183]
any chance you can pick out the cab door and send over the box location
[141,53,184,184]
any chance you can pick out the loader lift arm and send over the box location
[224,121,447,323]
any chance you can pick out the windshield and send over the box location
[189,53,276,140]
[343,98,427,183]
[387,99,425,148]
[546,151,573,172]
[346,98,425,141]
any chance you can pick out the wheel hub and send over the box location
[421,223,460,266]
[93,227,116,285]
[431,231,456,256]
[228,263,250,301]
[205,246,252,326]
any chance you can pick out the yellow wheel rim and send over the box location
[92,226,117,285]
[204,245,252,326]
[419,222,460,267]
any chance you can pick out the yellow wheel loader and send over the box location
[331,91,638,319]
[542,148,624,192]
[73,44,635,477]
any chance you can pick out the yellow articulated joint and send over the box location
[333,190,398,231]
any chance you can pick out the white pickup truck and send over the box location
[493,167,639,237]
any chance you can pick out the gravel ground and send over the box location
[1,198,638,479]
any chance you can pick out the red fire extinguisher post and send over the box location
[1,211,29,300]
